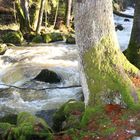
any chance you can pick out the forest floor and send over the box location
[54,77,140,140]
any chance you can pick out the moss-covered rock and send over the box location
[66,34,76,44]
[0,112,53,140]
[43,32,63,43]
[32,35,43,43]
[2,31,24,45]
[0,43,7,55]
[53,100,85,131]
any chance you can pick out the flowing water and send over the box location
[0,43,82,117]
[0,7,134,117]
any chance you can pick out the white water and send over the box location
[0,43,82,116]
[114,7,134,51]
[0,7,134,116]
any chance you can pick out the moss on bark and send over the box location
[83,36,140,108]
[124,42,140,69]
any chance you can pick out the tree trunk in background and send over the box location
[74,0,140,107]
[124,1,140,69]
[20,0,30,31]
[36,0,46,34]
[53,0,59,28]
[15,0,26,33]
[66,0,72,28]
[30,0,40,31]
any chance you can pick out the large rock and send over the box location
[34,69,61,83]
[66,34,76,44]
[32,35,43,43]
[2,31,24,45]
[0,44,7,55]
[43,32,64,43]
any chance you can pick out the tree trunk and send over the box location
[15,0,31,33]
[66,0,72,28]
[53,0,59,28]
[124,1,140,69]
[30,0,40,31]
[36,0,46,34]
[74,0,140,108]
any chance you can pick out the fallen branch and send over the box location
[0,83,81,91]
[113,10,134,19]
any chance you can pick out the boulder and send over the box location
[66,34,76,44]
[32,35,43,43]
[0,43,7,55]
[43,32,63,43]
[124,18,130,22]
[34,69,61,83]
[115,24,124,31]
[2,31,24,45]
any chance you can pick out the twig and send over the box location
[0,83,81,91]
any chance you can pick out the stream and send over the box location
[0,7,135,123]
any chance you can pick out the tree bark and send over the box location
[36,0,46,34]
[66,0,72,27]
[30,0,40,31]
[15,0,31,33]
[74,0,140,107]
[53,0,59,28]
[124,1,140,69]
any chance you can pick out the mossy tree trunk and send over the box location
[15,0,31,33]
[74,0,140,108]
[124,1,140,69]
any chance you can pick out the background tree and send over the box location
[124,1,140,69]
[66,0,72,28]
[74,0,140,107]
[36,0,46,33]
[15,0,31,33]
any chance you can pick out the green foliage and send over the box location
[53,100,85,131]
[81,106,104,127]
[0,112,53,140]
[2,31,24,45]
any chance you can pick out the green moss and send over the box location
[66,34,76,44]
[32,35,43,43]
[0,112,53,140]
[43,33,52,43]
[53,100,85,131]
[43,32,63,43]
[81,106,104,127]
[101,127,116,136]
[0,43,7,55]
[2,31,24,45]
[124,42,140,69]
[83,36,140,108]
